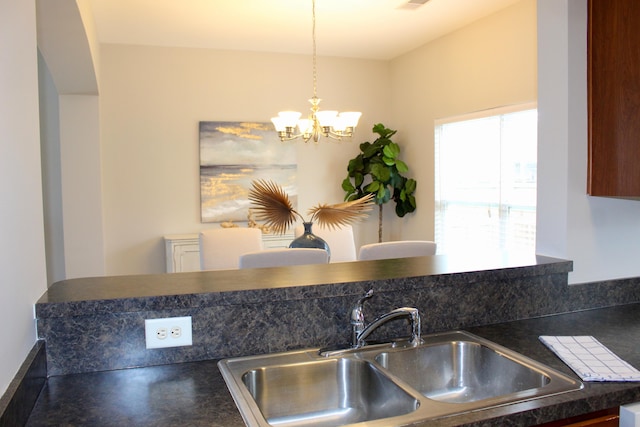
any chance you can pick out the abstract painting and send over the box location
[199,121,297,223]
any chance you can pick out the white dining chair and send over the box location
[294,224,357,263]
[199,228,263,270]
[358,240,437,261]
[239,248,329,269]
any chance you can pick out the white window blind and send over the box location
[434,105,537,254]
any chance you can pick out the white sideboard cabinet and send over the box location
[164,234,201,273]
[164,232,295,273]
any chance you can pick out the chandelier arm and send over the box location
[274,127,352,143]
[276,132,302,142]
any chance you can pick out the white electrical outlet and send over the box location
[170,326,182,338]
[156,327,168,340]
[145,316,192,349]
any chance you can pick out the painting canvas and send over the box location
[200,121,297,223]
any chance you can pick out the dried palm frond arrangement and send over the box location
[248,179,375,234]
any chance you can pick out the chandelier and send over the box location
[271,0,361,143]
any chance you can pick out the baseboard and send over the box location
[0,341,46,427]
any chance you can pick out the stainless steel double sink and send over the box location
[218,330,582,427]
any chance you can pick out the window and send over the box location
[434,105,537,254]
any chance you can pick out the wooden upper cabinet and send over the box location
[588,0,640,198]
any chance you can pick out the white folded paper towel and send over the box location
[539,335,640,382]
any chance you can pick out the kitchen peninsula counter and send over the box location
[26,253,640,425]
[37,253,570,309]
[27,303,640,426]
[37,254,593,377]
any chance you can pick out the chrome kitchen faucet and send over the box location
[350,289,423,348]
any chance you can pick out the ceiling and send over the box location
[87,0,523,60]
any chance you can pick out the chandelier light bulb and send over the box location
[339,112,362,128]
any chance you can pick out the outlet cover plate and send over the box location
[145,316,192,349]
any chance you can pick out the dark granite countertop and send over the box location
[27,303,640,427]
[36,254,569,308]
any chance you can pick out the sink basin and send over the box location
[242,358,418,426]
[218,331,583,427]
[375,339,551,403]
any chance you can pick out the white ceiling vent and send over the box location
[397,0,431,10]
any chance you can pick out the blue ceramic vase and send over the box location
[289,222,331,260]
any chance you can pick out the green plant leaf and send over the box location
[348,156,364,174]
[342,177,355,193]
[383,142,400,159]
[382,156,395,166]
[371,163,391,182]
[408,195,416,209]
[380,187,391,203]
[372,123,386,136]
[362,143,379,158]
[365,181,380,192]
[369,156,384,166]
[377,138,391,147]
[396,159,409,173]
[373,123,397,139]
[389,172,403,189]
[405,178,417,194]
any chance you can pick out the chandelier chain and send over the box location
[312,0,317,100]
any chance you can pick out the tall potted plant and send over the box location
[342,123,417,242]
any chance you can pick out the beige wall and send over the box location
[99,45,390,274]
[97,1,537,276]
[389,0,537,243]
[0,1,48,396]
[60,95,105,278]
[52,0,540,277]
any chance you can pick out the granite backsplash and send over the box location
[34,254,640,376]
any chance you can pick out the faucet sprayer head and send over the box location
[357,289,374,305]
[351,289,374,323]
